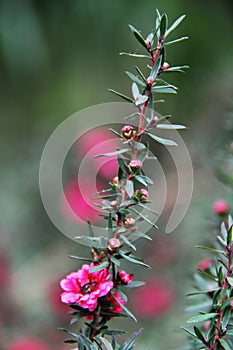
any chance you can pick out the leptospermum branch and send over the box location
[59,9,188,349]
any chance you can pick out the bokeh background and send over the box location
[0,0,233,349]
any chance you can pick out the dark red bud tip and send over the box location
[117,270,134,285]
[121,125,137,140]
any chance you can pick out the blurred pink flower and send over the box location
[60,263,113,311]
[197,259,212,271]
[46,278,69,320]
[6,337,51,350]
[130,278,175,319]
[212,199,229,215]
[62,179,101,224]
[77,128,119,180]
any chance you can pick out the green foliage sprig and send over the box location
[59,9,188,350]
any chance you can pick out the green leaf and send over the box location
[109,128,122,138]
[87,220,94,237]
[222,306,232,329]
[134,175,147,186]
[165,14,186,37]
[160,14,168,38]
[135,66,146,82]
[165,65,189,72]
[120,329,143,350]
[132,82,139,100]
[187,313,218,324]
[125,179,134,198]
[164,36,189,46]
[193,326,207,345]
[227,277,233,286]
[108,89,134,103]
[130,230,152,241]
[227,225,233,246]
[95,337,114,350]
[79,333,98,350]
[195,246,226,255]
[131,207,158,228]
[151,86,177,94]
[118,157,129,175]
[128,25,147,50]
[119,52,150,59]
[149,55,162,80]
[180,326,197,339]
[125,281,145,288]
[95,149,129,158]
[219,338,232,350]
[125,71,146,87]
[156,124,186,130]
[89,261,109,273]
[69,255,92,262]
[111,292,137,322]
[119,251,150,268]
[108,213,113,239]
[146,132,177,146]
[121,234,136,251]
[136,175,153,185]
[103,330,127,336]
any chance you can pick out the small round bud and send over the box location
[124,217,136,228]
[134,189,149,202]
[129,159,142,170]
[107,238,121,254]
[121,125,137,141]
[117,270,134,285]
[162,62,170,70]
[112,176,119,186]
[204,321,211,331]
[212,200,229,215]
[145,39,151,48]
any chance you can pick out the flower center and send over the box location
[81,282,97,294]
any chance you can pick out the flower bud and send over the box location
[146,77,154,86]
[129,159,142,170]
[124,217,136,228]
[107,238,121,254]
[162,62,170,70]
[212,200,229,215]
[134,189,149,202]
[112,176,119,186]
[117,270,134,285]
[121,125,137,141]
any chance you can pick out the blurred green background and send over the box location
[0,0,233,349]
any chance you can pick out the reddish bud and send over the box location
[204,321,211,331]
[162,62,170,70]
[117,270,134,285]
[146,77,154,86]
[124,217,136,228]
[107,238,121,254]
[212,200,229,215]
[110,200,118,208]
[129,159,142,170]
[134,189,149,202]
[121,125,137,141]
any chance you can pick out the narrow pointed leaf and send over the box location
[187,313,218,324]
[149,55,162,80]
[151,86,177,94]
[219,339,232,350]
[146,132,177,146]
[111,292,137,322]
[128,25,147,50]
[120,328,143,350]
[89,261,109,273]
[121,234,136,251]
[119,52,150,59]
[164,36,189,46]
[119,251,150,268]
[108,89,134,103]
[157,124,186,129]
[125,71,146,87]
[165,14,186,37]
[95,149,129,158]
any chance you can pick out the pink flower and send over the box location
[134,189,149,202]
[212,200,229,215]
[197,259,212,271]
[121,125,137,140]
[131,278,175,319]
[60,263,114,312]
[61,179,101,224]
[6,337,51,350]
[103,291,125,314]
[117,270,134,285]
